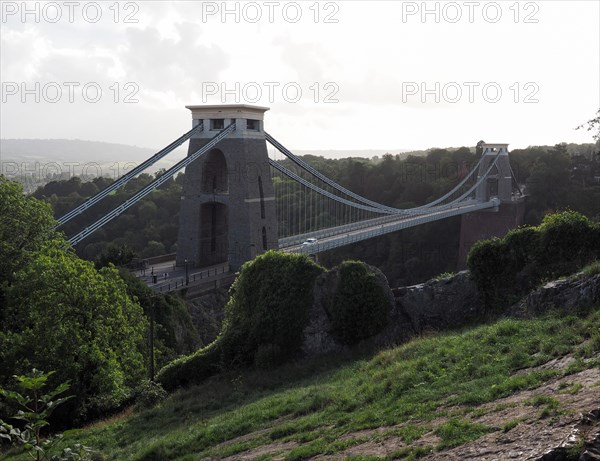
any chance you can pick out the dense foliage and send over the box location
[310,142,600,284]
[0,177,59,314]
[468,210,600,310]
[1,245,147,423]
[0,178,152,425]
[325,261,390,345]
[219,251,325,365]
[157,251,324,390]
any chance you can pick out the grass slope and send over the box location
[4,306,600,461]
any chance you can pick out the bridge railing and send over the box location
[151,264,231,293]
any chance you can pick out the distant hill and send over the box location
[526,143,598,158]
[0,139,417,187]
[1,140,414,167]
[0,138,163,163]
[0,139,187,193]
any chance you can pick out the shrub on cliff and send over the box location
[468,210,600,310]
[536,210,599,276]
[219,250,325,366]
[157,251,324,390]
[325,261,390,345]
[155,341,222,391]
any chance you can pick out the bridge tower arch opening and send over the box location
[199,202,228,265]
[176,105,279,271]
[202,148,228,193]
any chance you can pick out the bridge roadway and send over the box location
[280,199,500,255]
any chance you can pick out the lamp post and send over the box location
[184,258,189,286]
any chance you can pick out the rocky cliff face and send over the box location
[509,273,600,318]
[393,271,483,334]
[301,269,600,359]
[185,268,600,357]
[301,269,484,356]
[186,288,229,346]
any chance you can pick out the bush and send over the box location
[219,251,325,366]
[537,211,599,276]
[467,237,515,310]
[325,261,390,345]
[467,211,600,311]
[157,251,324,390]
[156,341,222,391]
[132,380,168,409]
[503,226,539,271]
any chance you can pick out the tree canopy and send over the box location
[0,176,148,424]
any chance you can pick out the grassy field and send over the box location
[4,305,600,461]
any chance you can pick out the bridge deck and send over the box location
[281,200,499,255]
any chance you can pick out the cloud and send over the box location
[118,22,229,103]
[274,34,340,84]
[0,26,50,80]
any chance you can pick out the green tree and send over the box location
[219,251,325,366]
[526,146,571,212]
[94,243,137,269]
[137,201,158,225]
[0,177,59,311]
[2,246,147,422]
[141,241,166,258]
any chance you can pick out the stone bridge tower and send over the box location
[475,143,513,202]
[458,143,525,268]
[176,105,279,270]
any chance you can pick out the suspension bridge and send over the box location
[56,105,524,293]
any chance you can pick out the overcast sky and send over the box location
[1,0,599,155]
